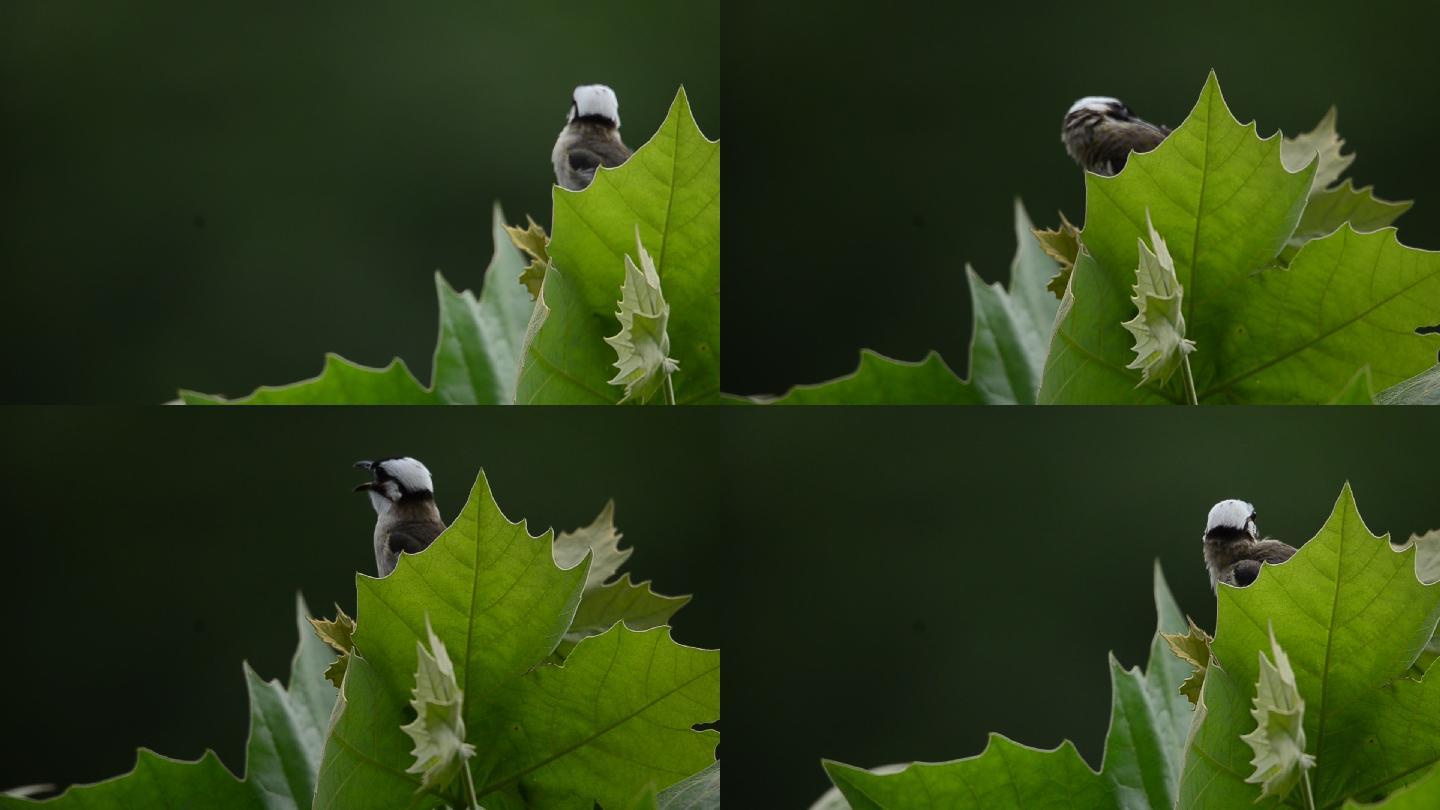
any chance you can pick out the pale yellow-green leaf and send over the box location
[1033,212,1081,300]
[1404,529,1440,585]
[1240,624,1315,802]
[553,499,632,591]
[604,225,680,404]
[308,605,356,688]
[1161,616,1213,706]
[1281,107,1353,193]
[505,216,551,301]
[399,617,476,794]
[1121,212,1196,387]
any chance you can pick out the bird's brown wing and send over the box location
[1231,559,1264,587]
[568,140,632,173]
[387,520,443,556]
[1252,539,1299,564]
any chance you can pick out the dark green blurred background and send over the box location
[723,0,1440,396]
[0,1,719,403]
[5,409,1435,805]
[0,408,727,795]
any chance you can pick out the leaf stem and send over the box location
[462,759,480,810]
[1180,354,1199,405]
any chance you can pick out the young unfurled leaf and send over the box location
[308,605,357,688]
[605,226,681,404]
[506,215,551,301]
[553,499,632,589]
[1281,107,1353,193]
[1240,625,1316,802]
[1161,616,1213,705]
[1033,212,1081,299]
[1121,213,1195,388]
[400,617,476,795]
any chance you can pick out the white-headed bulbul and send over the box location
[354,457,445,577]
[1202,499,1298,589]
[1062,96,1171,176]
[552,84,632,191]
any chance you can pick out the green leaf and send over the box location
[180,354,437,405]
[1239,626,1315,802]
[429,204,536,405]
[819,564,1195,809]
[1405,529,1440,585]
[1177,484,1440,809]
[604,227,681,404]
[1,595,339,809]
[1280,106,1353,193]
[1161,616,1213,706]
[1203,226,1440,403]
[1033,212,1081,299]
[505,216,551,301]
[1343,765,1440,809]
[1283,179,1412,261]
[517,87,720,405]
[314,470,719,810]
[761,350,981,405]
[1040,73,1440,403]
[553,499,631,590]
[558,573,692,659]
[1121,213,1196,389]
[762,201,1059,404]
[1329,366,1377,404]
[401,618,477,794]
[552,502,691,657]
[308,604,356,688]
[1378,364,1440,405]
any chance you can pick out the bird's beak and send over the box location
[354,461,376,492]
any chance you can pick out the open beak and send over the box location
[354,460,375,491]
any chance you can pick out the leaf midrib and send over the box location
[476,659,718,800]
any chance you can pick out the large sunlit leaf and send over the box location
[762,201,1060,404]
[516,87,720,405]
[314,470,719,810]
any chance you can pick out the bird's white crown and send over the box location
[571,84,620,126]
[1206,499,1256,534]
[379,457,434,494]
[1068,95,1122,115]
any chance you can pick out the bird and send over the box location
[552,84,633,191]
[1202,499,1298,589]
[354,458,446,577]
[1061,96,1171,176]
